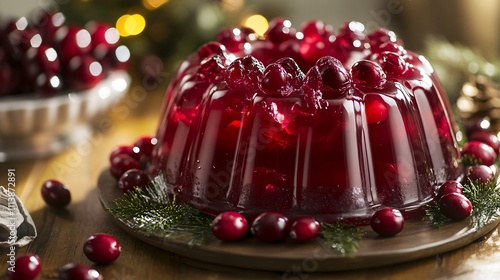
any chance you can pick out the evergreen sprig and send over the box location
[424,202,447,228]
[319,223,365,257]
[107,176,214,246]
[462,179,500,230]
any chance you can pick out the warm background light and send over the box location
[242,14,268,37]
[142,0,169,10]
[116,14,146,37]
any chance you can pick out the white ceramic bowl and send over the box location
[0,71,130,161]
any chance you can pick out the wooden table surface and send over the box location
[1,89,500,280]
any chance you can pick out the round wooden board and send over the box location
[97,169,500,272]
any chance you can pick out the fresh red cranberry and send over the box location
[370,208,404,236]
[32,10,65,43]
[437,181,463,199]
[109,145,141,163]
[59,263,102,280]
[250,212,289,242]
[134,136,157,158]
[41,179,71,208]
[35,73,62,96]
[6,254,41,280]
[104,44,130,71]
[316,56,350,91]
[22,44,60,79]
[261,63,293,96]
[439,193,472,221]
[464,165,495,184]
[469,130,500,155]
[118,169,150,193]
[365,96,388,124]
[461,140,497,166]
[289,216,320,242]
[55,26,92,63]
[86,22,119,59]
[379,52,407,77]
[83,233,121,264]
[225,55,264,89]
[64,54,104,91]
[4,22,39,56]
[110,154,140,179]
[351,60,386,88]
[211,211,249,241]
[265,18,296,45]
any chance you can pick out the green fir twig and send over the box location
[107,176,213,246]
[319,223,365,257]
[425,202,447,229]
[463,179,500,230]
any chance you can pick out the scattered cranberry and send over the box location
[109,145,141,163]
[59,263,102,280]
[110,154,140,179]
[462,140,497,166]
[436,181,463,199]
[83,233,121,264]
[469,130,500,155]
[370,208,404,236]
[6,254,41,280]
[134,136,157,159]
[41,179,71,208]
[118,169,150,192]
[464,165,495,184]
[439,193,472,221]
[211,211,249,241]
[289,216,320,242]
[250,212,289,242]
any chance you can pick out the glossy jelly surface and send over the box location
[150,19,462,223]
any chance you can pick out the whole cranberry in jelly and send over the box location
[6,254,41,280]
[289,216,320,242]
[225,55,264,89]
[211,211,249,242]
[261,63,293,96]
[275,57,305,88]
[379,51,407,77]
[54,26,92,63]
[64,54,104,91]
[301,20,333,43]
[198,41,228,61]
[436,181,463,199]
[83,233,121,264]
[216,27,247,52]
[469,130,500,155]
[351,60,386,89]
[41,179,71,208]
[461,140,497,166]
[439,193,472,221]
[59,263,102,280]
[368,28,398,48]
[250,212,289,242]
[265,18,296,45]
[464,165,495,184]
[370,208,404,237]
[316,56,351,92]
[118,169,150,193]
[110,154,140,179]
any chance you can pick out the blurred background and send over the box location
[2,0,500,112]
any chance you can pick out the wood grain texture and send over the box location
[1,92,500,279]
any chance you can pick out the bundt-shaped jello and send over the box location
[150,19,462,223]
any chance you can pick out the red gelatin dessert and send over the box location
[149,19,462,223]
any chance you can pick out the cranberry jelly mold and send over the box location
[149,19,462,223]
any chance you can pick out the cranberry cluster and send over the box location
[0,9,129,97]
[109,136,157,192]
[7,233,120,280]
[211,211,320,243]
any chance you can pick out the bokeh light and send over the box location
[116,14,146,37]
[242,14,268,37]
[142,0,169,10]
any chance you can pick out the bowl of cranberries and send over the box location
[0,10,131,161]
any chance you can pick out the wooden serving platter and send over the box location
[97,169,500,272]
